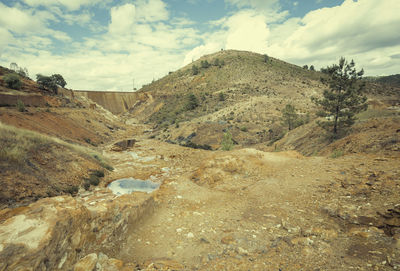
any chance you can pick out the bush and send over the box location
[66,185,79,195]
[218,92,225,101]
[83,181,90,191]
[240,126,248,132]
[330,149,344,158]
[91,169,105,178]
[4,73,22,90]
[182,141,212,150]
[192,65,199,75]
[185,93,199,110]
[86,174,100,186]
[201,60,210,69]
[16,100,25,112]
[221,131,234,151]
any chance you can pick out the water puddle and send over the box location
[108,178,160,195]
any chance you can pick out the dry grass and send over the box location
[0,122,112,168]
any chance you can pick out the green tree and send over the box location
[309,65,315,71]
[213,58,220,67]
[221,131,234,151]
[281,104,298,130]
[312,57,367,137]
[36,74,58,94]
[16,99,25,112]
[192,65,199,75]
[264,54,269,63]
[201,60,210,69]
[185,93,199,110]
[4,73,22,90]
[303,65,308,70]
[51,74,67,88]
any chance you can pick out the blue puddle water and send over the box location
[108,177,160,195]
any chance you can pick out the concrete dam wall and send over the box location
[74,91,142,114]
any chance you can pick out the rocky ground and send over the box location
[93,128,400,271]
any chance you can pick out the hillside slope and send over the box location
[127,50,400,155]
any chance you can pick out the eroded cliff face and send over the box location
[0,190,155,270]
[74,91,149,114]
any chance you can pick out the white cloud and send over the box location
[22,0,106,11]
[265,0,400,75]
[225,11,269,53]
[109,4,136,35]
[135,0,169,22]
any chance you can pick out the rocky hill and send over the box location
[126,50,400,155]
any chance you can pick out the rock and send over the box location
[144,258,184,270]
[348,227,372,238]
[236,247,249,255]
[311,228,338,240]
[290,237,313,246]
[74,253,98,271]
[221,235,235,245]
[0,190,154,271]
[187,232,194,238]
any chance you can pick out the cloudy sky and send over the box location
[0,0,399,91]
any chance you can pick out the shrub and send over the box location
[192,65,199,75]
[91,169,105,178]
[240,126,248,132]
[66,185,79,195]
[201,60,210,69]
[83,181,90,191]
[330,149,344,158]
[16,100,25,112]
[4,73,22,90]
[86,174,100,186]
[218,92,225,101]
[264,54,269,63]
[185,93,199,110]
[221,131,234,151]
[182,141,212,150]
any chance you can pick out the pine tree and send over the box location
[281,104,298,130]
[312,57,367,138]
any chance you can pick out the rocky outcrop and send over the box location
[0,189,155,270]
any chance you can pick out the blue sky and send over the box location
[0,0,399,91]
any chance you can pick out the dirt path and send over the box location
[104,138,400,270]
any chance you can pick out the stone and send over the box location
[221,235,235,245]
[236,247,249,255]
[74,253,98,271]
[0,190,154,271]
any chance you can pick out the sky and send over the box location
[0,0,399,91]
